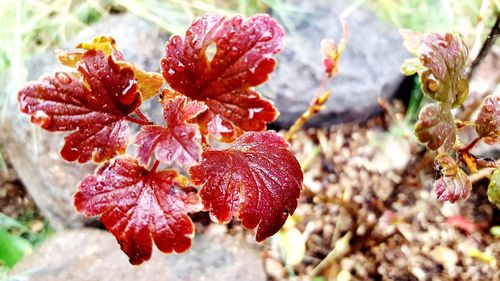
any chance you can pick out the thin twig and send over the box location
[285,76,330,142]
[149,160,160,174]
[468,13,500,79]
[459,136,483,155]
[125,115,153,126]
[134,108,151,124]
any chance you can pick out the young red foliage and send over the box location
[161,14,283,142]
[402,29,499,206]
[475,95,500,144]
[433,169,471,203]
[135,96,207,167]
[414,103,455,152]
[74,157,201,265]
[18,13,305,264]
[18,50,141,163]
[189,131,302,241]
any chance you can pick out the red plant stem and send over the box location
[460,136,483,154]
[150,160,160,174]
[312,75,329,105]
[285,75,331,142]
[135,109,151,123]
[126,115,152,126]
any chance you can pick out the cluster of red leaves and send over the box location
[401,30,499,205]
[18,14,303,264]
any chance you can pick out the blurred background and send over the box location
[0,0,498,280]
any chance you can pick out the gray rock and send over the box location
[265,0,410,128]
[10,229,266,281]
[25,14,167,80]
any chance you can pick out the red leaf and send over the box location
[135,96,207,166]
[446,215,487,234]
[161,14,283,141]
[475,95,500,144]
[401,31,469,107]
[433,168,471,203]
[74,157,201,265]
[415,102,455,152]
[18,50,141,163]
[189,131,303,241]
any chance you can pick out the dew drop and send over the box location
[88,96,98,104]
[261,30,272,41]
[248,108,263,119]
[438,38,448,48]
[426,74,440,92]
[32,110,51,128]
[167,68,175,75]
[55,72,71,84]
[119,79,137,105]
[174,61,185,72]
[19,96,30,112]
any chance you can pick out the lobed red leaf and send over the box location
[475,95,500,144]
[432,152,472,203]
[401,31,469,107]
[135,96,207,166]
[189,131,303,241]
[415,103,455,152]
[434,168,471,203]
[74,157,201,265]
[18,50,141,163]
[161,14,283,141]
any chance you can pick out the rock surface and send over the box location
[265,0,410,128]
[10,229,266,281]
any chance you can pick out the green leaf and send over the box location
[0,229,32,267]
[487,169,500,209]
[400,58,425,76]
[490,226,500,237]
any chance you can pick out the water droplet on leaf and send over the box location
[119,79,137,105]
[174,61,185,72]
[55,72,71,84]
[32,110,51,128]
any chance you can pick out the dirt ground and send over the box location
[262,118,499,280]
